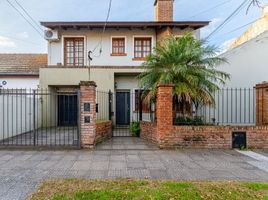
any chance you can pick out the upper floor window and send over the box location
[64,38,84,66]
[111,37,126,56]
[134,37,152,60]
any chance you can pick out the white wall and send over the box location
[218,31,268,88]
[0,94,40,141]
[48,28,199,67]
[0,77,39,89]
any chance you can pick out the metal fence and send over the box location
[0,89,80,148]
[173,88,256,126]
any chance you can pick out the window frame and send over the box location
[110,36,127,56]
[63,37,85,66]
[133,36,153,61]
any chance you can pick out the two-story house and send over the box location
[40,0,209,126]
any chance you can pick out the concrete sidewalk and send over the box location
[0,140,268,199]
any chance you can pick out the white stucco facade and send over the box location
[47,28,199,67]
[218,30,268,88]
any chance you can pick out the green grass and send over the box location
[28,179,268,200]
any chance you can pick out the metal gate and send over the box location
[0,89,80,148]
[112,90,155,137]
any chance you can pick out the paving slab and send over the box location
[0,138,268,200]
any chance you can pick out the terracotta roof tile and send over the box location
[0,54,47,75]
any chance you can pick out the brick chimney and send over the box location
[154,0,174,22]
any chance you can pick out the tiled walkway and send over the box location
[0,138,268,199]
[96,137,158,150]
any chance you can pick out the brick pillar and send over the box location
[156,26,173,45]
[256,82,268,126]
[79,81,97,148]
[156,84,174,147]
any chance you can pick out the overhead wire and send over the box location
[13,0,43,32]
[91,0,113,57]
[183,0,233,20]
[206,0,251,40]
[5,0,44,38]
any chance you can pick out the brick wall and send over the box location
[156,84,174,146]
[171,126,268,149]
[79,81,97,148]
[140,121,157,144]
[256,82,268,125]
[96,120,113,144]
[139,83,268,149]
[141,123,268,149]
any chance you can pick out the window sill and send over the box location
[132,58,146,61]
[110,53,127,56]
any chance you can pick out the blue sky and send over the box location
[0,0,267,53]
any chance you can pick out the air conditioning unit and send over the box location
[44,29,59,41]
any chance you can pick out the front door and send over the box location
[116,91,130,125]
[58,95,78,126]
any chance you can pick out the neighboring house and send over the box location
[0,54,47,89]
[230,4,268,49]
[40,0,209,126]
[218,4,268,88]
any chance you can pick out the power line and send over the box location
[210,17,260,41]
[91,0,113,57]
[206,0,251,39]
[183,0,233,20]
[13,0,43,32]
[5,0,43,38]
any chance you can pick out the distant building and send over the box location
[0,54,47,89]
[230,4,268,49]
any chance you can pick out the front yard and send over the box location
[28,179,268,200]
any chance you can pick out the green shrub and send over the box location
[130,122,140,137]
[174,116,205,126]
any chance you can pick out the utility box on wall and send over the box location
[232,132,247,149]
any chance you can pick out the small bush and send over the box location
[130,122,140,137]
[174,116,205,126]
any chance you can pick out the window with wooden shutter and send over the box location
[64,38,84,66]
[111,37,126,56]
[134,37,152,60]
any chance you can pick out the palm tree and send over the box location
[138,33,230,114]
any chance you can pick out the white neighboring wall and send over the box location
[218,31,268,88]
[0,94,40,141]
[0,77,39,89]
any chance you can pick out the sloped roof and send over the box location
[0,54,47,76]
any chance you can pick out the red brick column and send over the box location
[79,81,97,148]
[256,82,268,126]
[156,84,174,147]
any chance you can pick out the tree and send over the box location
[138,33,230,113]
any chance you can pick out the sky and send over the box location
[0,0,267,53]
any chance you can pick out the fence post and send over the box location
[139,90,143,121]
[79,81,97,148]
[108,90,112,121]
[33,89,36,146]
[156,84,174,147]
[256,82,268,125]
[77,89,81,148]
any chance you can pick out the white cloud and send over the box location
[17,32,29,39]
[0,36,16,47]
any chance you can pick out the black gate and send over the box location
[112,90,155,137]
[0,89,80,148]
